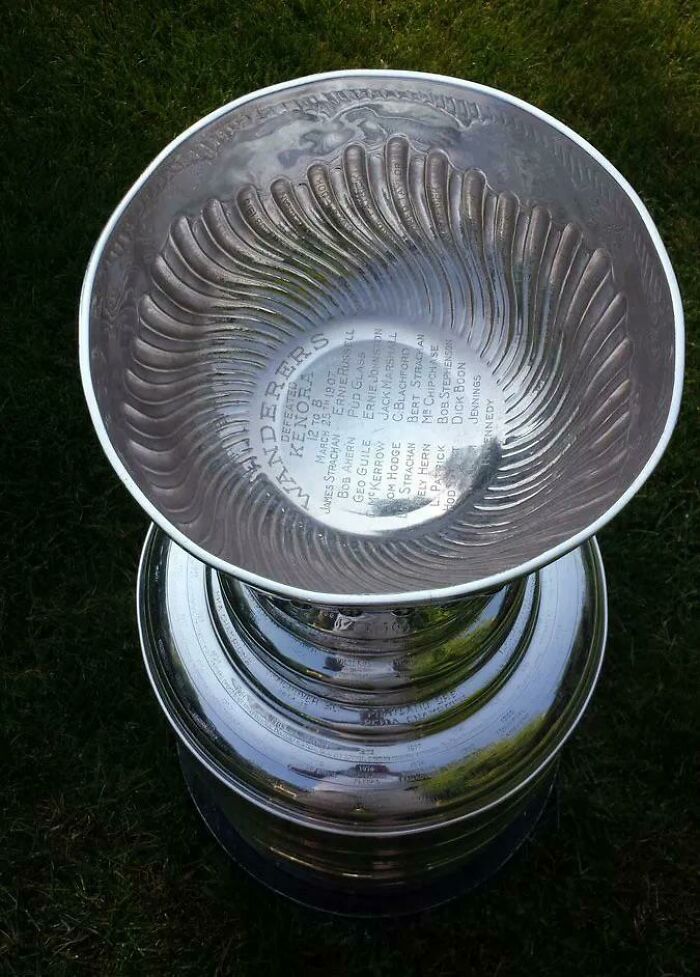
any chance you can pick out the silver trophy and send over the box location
[79,71,683,914]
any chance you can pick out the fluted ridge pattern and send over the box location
[123,136,630,593]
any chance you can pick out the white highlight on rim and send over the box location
[80,69,684,606]
[136,524,608,836]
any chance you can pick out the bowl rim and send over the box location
[79,69,684,606]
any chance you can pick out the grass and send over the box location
[1,1,698,974]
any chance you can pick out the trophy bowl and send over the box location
[80,71,683,913]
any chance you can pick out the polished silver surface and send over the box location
[139,527,605,832]
[138,526,605,906]
[81,72,683,911]
[178,744,556,915]
[81,71,683,604]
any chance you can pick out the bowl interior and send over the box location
[83,74,679,599]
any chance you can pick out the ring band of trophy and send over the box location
[80,72,683,914]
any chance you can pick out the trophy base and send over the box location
[138,527,606,915]
[179,743,556,916]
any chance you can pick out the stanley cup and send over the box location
[79,71,683,914]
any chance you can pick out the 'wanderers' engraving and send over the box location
[248,319,504,534]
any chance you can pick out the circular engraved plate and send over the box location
[250,318,504,533]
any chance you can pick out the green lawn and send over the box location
[1,1,698,975]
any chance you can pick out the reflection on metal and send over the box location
[80,71,682,912]
[138,526,605,911]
